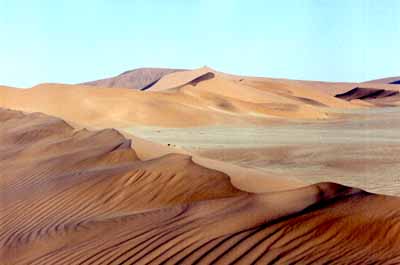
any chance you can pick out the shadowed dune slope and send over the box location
[2,108,400,264]
[81,68,185,90]
[336,87,400,100]
[335,87,400,106]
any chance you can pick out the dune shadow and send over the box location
[190,72,215,86]
[335,87,399,101]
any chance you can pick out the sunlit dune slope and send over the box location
[2,108,400,264]
[149,66,215,91]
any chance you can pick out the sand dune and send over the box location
[81,67,185,90]
[2,68,400,263]
[2,108,400,264]
[0,68,371,128]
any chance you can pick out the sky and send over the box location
[0,0,400,87]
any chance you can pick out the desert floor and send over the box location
[123,107,400,195]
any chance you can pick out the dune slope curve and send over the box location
[1,108,400,264]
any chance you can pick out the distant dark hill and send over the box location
[81,67,186,90]
[364,76,400,85]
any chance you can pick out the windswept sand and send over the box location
[2,108,400,264]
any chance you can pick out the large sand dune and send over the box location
[2,108,400,264]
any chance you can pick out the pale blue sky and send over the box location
[1,0,399,87]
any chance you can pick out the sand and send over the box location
[148,67,215,91]
[2,108,400,264]
[121,107,400,196]
[2,68,400,263]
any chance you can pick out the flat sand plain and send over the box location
[123,107,400,195]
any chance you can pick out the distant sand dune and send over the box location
[81,67,185,90]
[0,68,373,127]
[365,76,400,85]
[2,108,400,264]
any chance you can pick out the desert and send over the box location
[1,66,400,264]
[2,1,400,264]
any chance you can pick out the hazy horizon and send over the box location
[1,0,400,87]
